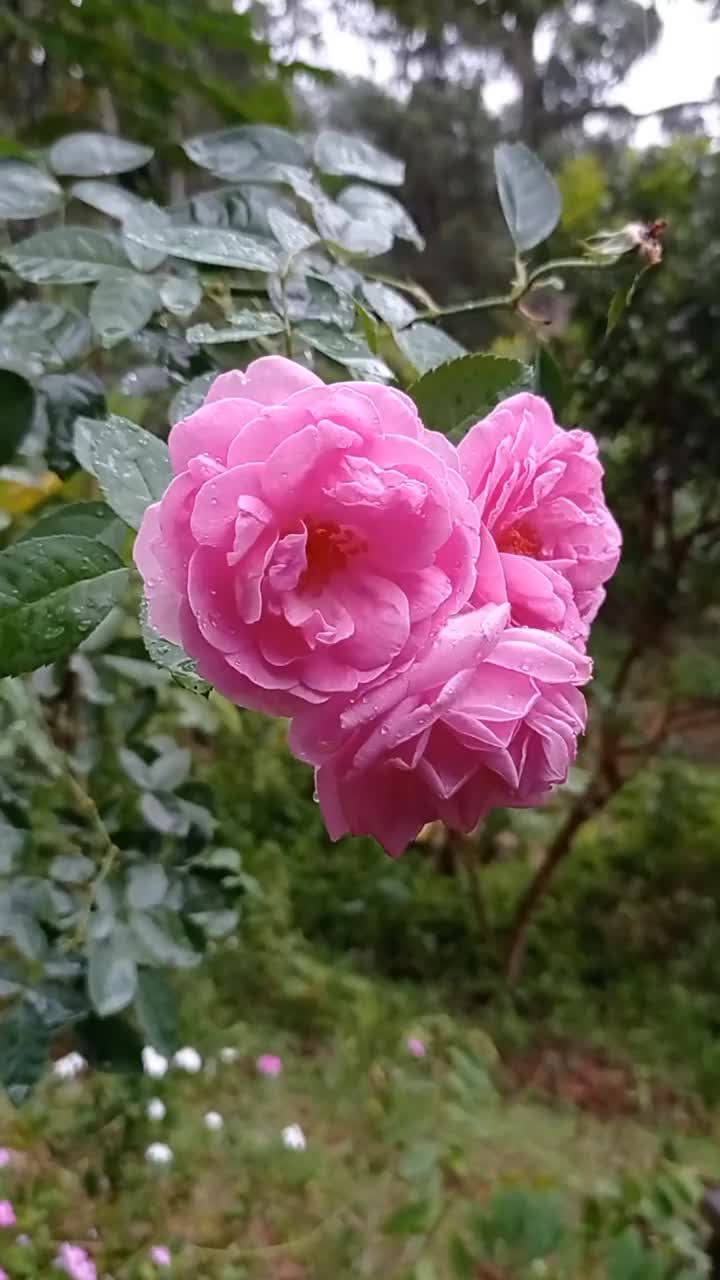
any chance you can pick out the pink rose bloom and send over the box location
[136,357,479,716]
[406,1037,426,1058]
[291,603,591,856]
[0,1200,15,1228]
[459,394,621,644]
[256,1053,282,1078]
[150,1245,171,1267]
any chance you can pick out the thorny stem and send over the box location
[412,253,614,325]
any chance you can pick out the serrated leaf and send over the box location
[315,130,404,185]
[0,1002,49,1102]
[3,227,130,285]
[0,368,34,466]
[187,311,284,345]
[88,929,137,1016]
[0,160,63,220]
[134,969,178,1055]
[0,536,128,676]
[74,413,171,529]
[340,184,424,250]
[127,863,169,910]
[89,272,158,348]
[409,352,531,437]
[50,854,95,884]
[494,143,562,253]
[395,323,466,376]
[50,132,153,178]
[297,322,394,379]
[122,222,281,272]
[20,501,127,552]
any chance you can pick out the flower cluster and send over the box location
[137,357,619,855]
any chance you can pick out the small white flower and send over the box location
[146,1097,166,1121]
[145,1142,173,1166]
[173,1046,202,1073]
[142,1046,169,1079]
[281,1123,306,1151]
[52,1051,87,1080]
[204,1110,224,1131]
[220,1046,240,1064]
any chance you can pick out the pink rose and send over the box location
[291,604,591,856]
[136,357,479,716]
[459,394,621,644]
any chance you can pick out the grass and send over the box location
[2,948,719,1280]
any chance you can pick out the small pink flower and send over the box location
[256,1053,282,1078]
[0,1267,8,1280]
[0,1149,11,1168]
[406,1037,426,1058]
[459,393,621,644]
[150,1245,171,1267]
[136,356,480,717]
[0,1200,16,1228]
[291,603,591,856]
[57,1243,97,1280]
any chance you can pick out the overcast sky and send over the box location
[291,0,720,141]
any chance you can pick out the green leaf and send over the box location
[267,207,319,259]
[159,274,202,318]
[0,818,24,874]
[183,125,306,180]
[71,179,146,221]
[122,202,171,272]
[127,863,169,910]
[168,372,216,425]
[140,601,210,694]
[21,501,127,552]
[0,536,128,677]
[187,312,284,344]
[607,1227,665,1280]
[88,929,138,1016]
[140,792,189,837]
[494,143,562,253]
[75,1013,143,1073]
[409,353,530,437]
[0,368,34,466]
[314,130,404,185]
[339,185,424,250]
[50,854,95,884]
[312,195,394,257]
[0,159,63,220]
[606,268,650,337]
[0,1001,50,1102]
[134,969,179,1056]
[49,132,153,178]
[298,322,393,379]
[39,373,106,477]
[122,222,281,272]
[362,281,417,329]
[3,228,130,285]
[89,272,158,348]
[395,323,466,376]
[534,345,567,417]
[148,748,191,793]
[74,413,171,529]
[448,1234,474,1279]
[383,1199,432,1235]
[129,908,200,969]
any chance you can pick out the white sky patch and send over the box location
[279,0,720,139]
